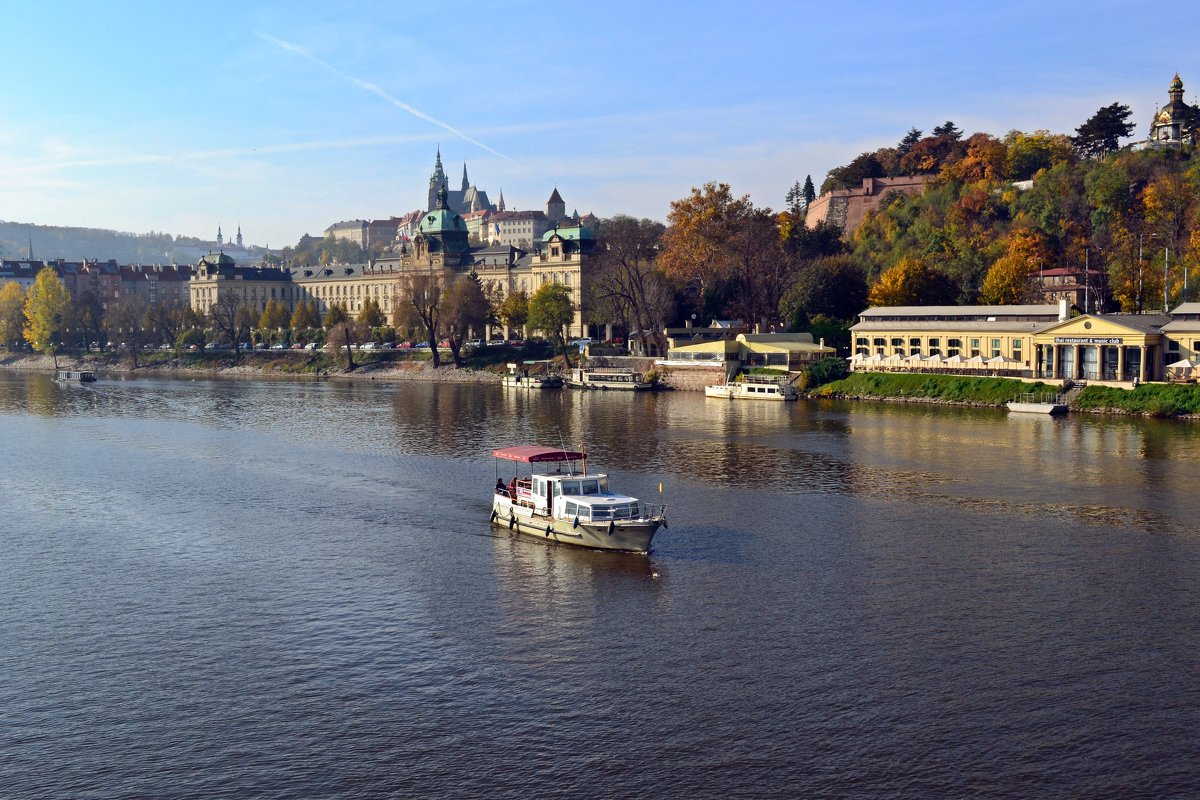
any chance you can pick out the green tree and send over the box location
[932,120,962,140]
[785,181,804,215]
[290,298,320,329]
[897,128,923,159]
[23,267,70,364]
[0,281,25,350]
[867,257,958,306]
[802,174,816,207]
[780,255,868,322]
[1073,103,1135,158]
[259,298,288,332]
[357,295,385,327]
[498,289,529,336]
[323,303,348,327]
[528,282,576,366]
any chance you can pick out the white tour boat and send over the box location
[501,362,563,389]
[705,374,797,401]
[490,445,666,552]
[1007,391,1068,415]
[564,366,653,391]
[55,370,97,383]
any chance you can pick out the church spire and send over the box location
[461,163,469,192]
[497,188,505,212]
[236,224,243,249]
[217,224,223,246]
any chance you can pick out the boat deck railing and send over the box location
[1016,391,1065,405]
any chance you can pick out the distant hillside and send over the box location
[0,220,211,264]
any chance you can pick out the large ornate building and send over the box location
[191,184,597,337]
[1148,74,1196,146]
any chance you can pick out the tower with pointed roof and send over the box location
[496,189,506,212]
[461,164,469,192]
[236,225,243,249]
[428,146,448,211]
[217,225,224,247]
[546,187,566,222]
[414,184,470,263]
[1149,74,1196,145]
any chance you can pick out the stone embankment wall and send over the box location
[584,355,722,392]
[656,365,726,392]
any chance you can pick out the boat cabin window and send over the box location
[564,501,579,516]
[581,479,599,494]
[562,481,580,495]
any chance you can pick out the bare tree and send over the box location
[441,273,488,367]
[209,293,255,359]
[393,268,451,368]
[588,216,672,353]
[326,319,367,370]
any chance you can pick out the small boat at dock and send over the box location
[705,374,797,401]
[501,362,562,389]
[490,445,666,552]
[55,370,96,383]
[1007,392,1067,414]
[564,366,652,390]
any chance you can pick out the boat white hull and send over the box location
[704,384,796,401]
[1007,401,1067,415]
[491,497,662,552]
[564,380,651,391]
[501,376,562,389]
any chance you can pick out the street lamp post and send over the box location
[1164,245,1171,313]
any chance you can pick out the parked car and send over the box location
[361,342,379,350]
[507,339,525,348]
[413,342,430,349]
[305,343,318,350]
[290,343,304,349]
[398,342,413,349]
[465,338,483,348]
[271,343,286,350]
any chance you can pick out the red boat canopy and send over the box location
[492,445,584,463]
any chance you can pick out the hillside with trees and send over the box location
[822,104,1200,314]
[0,220,214,264]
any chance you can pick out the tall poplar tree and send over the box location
[23,267,70,364]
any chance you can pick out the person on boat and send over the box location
[508,477,517,500]
[495,478,507,496]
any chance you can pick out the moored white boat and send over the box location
[501,362,562,389]
[490,445,666,552]
[705,375,797,401]
[55,370,96,383]
[1007,392,1068,415]
[564,366,652,390]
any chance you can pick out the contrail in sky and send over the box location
[257,32,515,164]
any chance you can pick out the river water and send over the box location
[1,372,1198,799]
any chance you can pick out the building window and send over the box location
[947,338,962,357]
[970,338,980,357]
[1013,339,1023,362]
[991,338,1001,358]
[929,338,941,356]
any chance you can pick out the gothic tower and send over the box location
[428,145,447,211]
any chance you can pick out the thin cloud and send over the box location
[0,134,438,177]
[257,32,517,165]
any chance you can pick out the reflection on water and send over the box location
[4,371,1200,797]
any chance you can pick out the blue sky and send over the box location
[0,1,1192,250]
